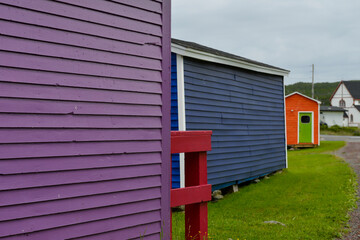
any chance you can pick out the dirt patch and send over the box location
[335,142,360,239]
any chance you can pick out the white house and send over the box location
[330,81,360,127]
[320,106,348,127]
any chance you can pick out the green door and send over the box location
[299,113,312,143]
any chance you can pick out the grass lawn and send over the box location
[172,141,357,240]
[320,126,360,136]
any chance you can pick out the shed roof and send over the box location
[285,92,321,104]
[343,81,360,99]
[320,106,347,112]
[171,38,290,77]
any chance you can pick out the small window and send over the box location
[301,116,310,123]
[350,114,354,123]
[339,99,345,107]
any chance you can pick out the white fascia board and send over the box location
[286,92,322,104]
[282,80,288,168]
[171,43,290,77]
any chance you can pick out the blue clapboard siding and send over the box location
[171,53,180,188]
[183,57,286,190]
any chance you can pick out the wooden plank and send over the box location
[211,134,284,142]
[0,187,160,221]
[210,147,286,159]
[0,152,161,174]
[209,161,285,179]
[0,36,162,70]
[187,123,284,130]
[0,98,162,116]
[0,140,161,160]
[184,82,284,104]
[0,128,161,144]
[0,20,162,59]
[171,131,212,154]
[185,59,283,89]
[0,0,162,35]
[185,89,283,108]
[208,152,285,168]
[0,4,161,45]
[0,114,161,128]
[0,199,160,238]
[185,96,283,113]
[208,158,286,174]
[0,164,161,190]
[0,52,162,82]
[187,116,284,125]
[209,164,285,186]
[186,103,283,116]
[0,67,162,93]
[110,0,162,13]
[184,152,209,240]
[170,184,211,207]
[73,222,161,240]
[0,82,161,105]
[4,211,160,240]
[211,138,285,148]
[185,71,283,96]
[55,0,162,25]
[0,176,161,207]
[209,143,285,154]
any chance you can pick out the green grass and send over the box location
[172,141,357,240]
[320,125,360,136]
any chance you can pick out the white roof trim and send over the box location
[171,43,290,77]
[285,92,321,104]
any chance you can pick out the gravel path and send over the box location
[321,136,360,239]
[335,142,360,240]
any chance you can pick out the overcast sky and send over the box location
[171,0,360,85]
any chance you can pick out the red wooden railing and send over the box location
[171,131,212,240]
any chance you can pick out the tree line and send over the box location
[285,82,340,106]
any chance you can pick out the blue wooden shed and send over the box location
[171,39,290,190]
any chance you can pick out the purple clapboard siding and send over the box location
[0,0,162,36]
[3,212,161,240]
[0,67,162,93]
[0,98,162,116]
[0,20,162,59]
[0,176,161,207]
[0,52,162,81]
[0,153,161,174]
[0,0,171,239]
[0,129,161,143]
[0,82,162,105]
[0,4,161,45]
[0,36,162,70]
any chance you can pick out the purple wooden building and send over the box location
[0,1,171,239]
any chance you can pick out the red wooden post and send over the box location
[185,152,208,239]
[170,131,212,240]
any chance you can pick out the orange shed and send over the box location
[285,92,321,147]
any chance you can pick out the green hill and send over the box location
[285,82,340,106]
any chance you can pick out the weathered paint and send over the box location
[0,0,171,239]
[286,93,320,145]
[171,55,287,190]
